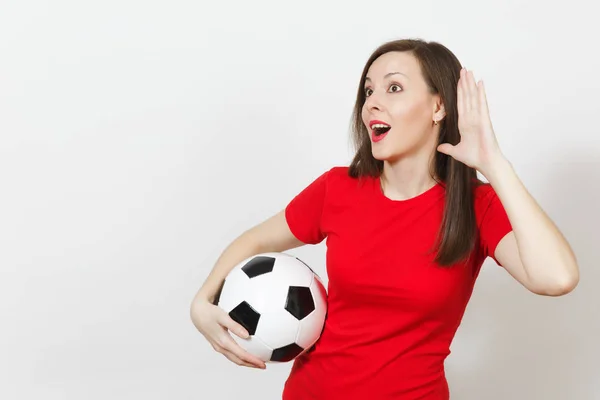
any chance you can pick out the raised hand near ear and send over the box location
[437,68,506,178]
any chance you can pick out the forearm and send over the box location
[194,231,264,304]
[484,157,579,289]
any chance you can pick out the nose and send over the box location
[364,92,383,112]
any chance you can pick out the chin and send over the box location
[372,151,400,163]
[372,145,404,161]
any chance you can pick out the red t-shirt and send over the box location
[282,166,512,399]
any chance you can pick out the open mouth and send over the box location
[372,125,391,136]
[369,120,391,141]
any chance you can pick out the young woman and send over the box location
[190,38,579,399]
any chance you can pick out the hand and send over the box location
[437,68,505,177]
[190,297,267,369]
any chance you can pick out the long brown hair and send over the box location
[348,38,483,267]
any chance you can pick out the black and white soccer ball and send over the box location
[216,252,327,363]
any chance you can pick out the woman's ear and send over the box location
[432,97,446,122]
[433,106,446,123]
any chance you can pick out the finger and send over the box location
[457,70,464,117]
[215,310,266,367]
[217,311,250,339]
[221,349,261,368]
[478,80,490,119]
[214,339,265,368]
[219,332,267,368]
[437,143,454,157]
[467,70,478,112]
[461,68,471,111]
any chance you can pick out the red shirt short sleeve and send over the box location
[284,168,331,245]
[477,185,513,265]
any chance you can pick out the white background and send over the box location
[1,0,598,399]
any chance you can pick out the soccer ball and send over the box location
[216,252,327,363]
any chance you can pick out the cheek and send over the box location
[360,106,369,126]
[390,101,429,130]
[391,128,422,147]
[389,109,431,145]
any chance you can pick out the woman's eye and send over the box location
[364,84,402,97]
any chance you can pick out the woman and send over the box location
[190,38,579,399]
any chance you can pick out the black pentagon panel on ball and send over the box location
[271,343,304,362]
[229,301,261,335]
[285,286,315,320]
[241,256,276,278]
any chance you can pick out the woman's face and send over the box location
[361,51,442,162]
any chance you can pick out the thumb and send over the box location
[437,143,454,156]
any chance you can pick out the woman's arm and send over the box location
[487,157,579,296]
[192,209,305,304]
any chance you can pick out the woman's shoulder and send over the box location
[317,165,350,182]
[472,180,502,220]
[324,165,368,185]
[327,165,350,175]
[472,180,497,202]
[328,165,350,179]
[317,165,371,196]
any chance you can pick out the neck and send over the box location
[380,155,438,201]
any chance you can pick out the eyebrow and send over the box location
[365,71,408,82]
